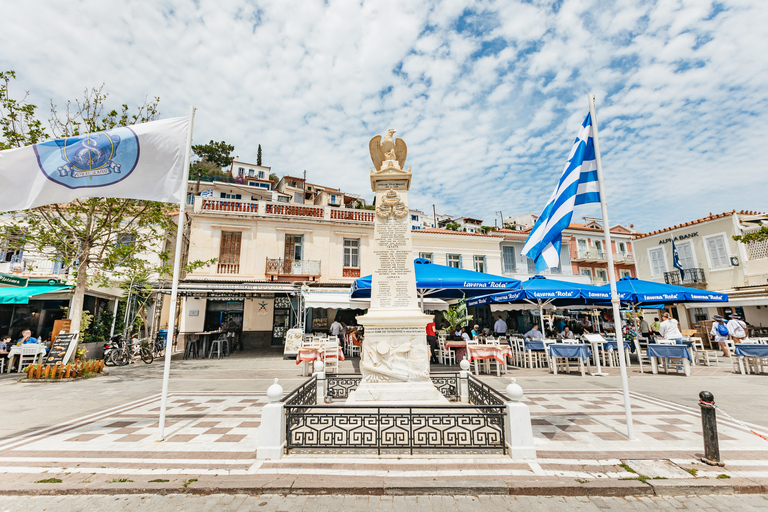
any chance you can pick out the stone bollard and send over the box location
[459,357,470,402]
[313,360,326,403]
[699,391,724,466]
[256,378,286,460]
[504,378,536,459]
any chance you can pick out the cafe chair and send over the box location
[323,341,340,373]
[19,345,43,370]
[692,337,719,367]
[438,338,455,365]
[208,336,226,359]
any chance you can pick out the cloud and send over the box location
[0,0,766,232]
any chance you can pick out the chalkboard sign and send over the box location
[44,332,79,365]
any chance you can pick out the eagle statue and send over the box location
[369,129,407,171]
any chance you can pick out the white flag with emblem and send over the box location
[0,117,189,212]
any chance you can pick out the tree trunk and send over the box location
[68,241,91,334]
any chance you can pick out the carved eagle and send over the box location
[369,128,407,171]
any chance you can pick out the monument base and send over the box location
[346,381,449,404]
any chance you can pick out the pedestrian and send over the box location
[710,315,731,357]
[727,314,747,343]
[493,316,508,336]
[638,315,651,340]
[330,318,343,347]
[426,316,437,364]
[650,317,661,336]
[659,312,683,343]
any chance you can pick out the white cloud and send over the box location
[0,0,767,231]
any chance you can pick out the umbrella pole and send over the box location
[539,303,545,337]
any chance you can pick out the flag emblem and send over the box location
[33,127,140,189]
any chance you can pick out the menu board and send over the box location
[44,332,79,365]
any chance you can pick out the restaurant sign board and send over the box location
[0,272,28,287]
[44,332,79,365]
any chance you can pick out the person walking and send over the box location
[659,312,683,343]
[426,317,437,364]
[727,314,747,343]
[493,316,508,337]
[710,315,731,357]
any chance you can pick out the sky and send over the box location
[1,0,767,232]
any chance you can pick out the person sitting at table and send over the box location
[471,324,481,338]
[482,325,490,337]
[560,326,574,340]
[17,329,38,345]
[659,313,683,343]
[710,315,731,357]
[524,325,543,340]
[454,326,462,340]
[460,326,471,343]
[0,335,9,351]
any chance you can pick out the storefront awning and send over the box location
[304,290,449,311]
[0,284,73,304]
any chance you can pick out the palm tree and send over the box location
[443,299,473,333]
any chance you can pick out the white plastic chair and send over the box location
[19,345,43,370]
[693,337,719,367]
[323,341,340,373]
[438,338,455,365]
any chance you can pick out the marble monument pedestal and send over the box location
[347,307,448,405]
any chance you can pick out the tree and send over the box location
[444,221,460,231]
[0,71,209,335]
[257,144,262,166]
[442,299,473,333]
[191,140,234,169]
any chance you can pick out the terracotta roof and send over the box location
[413,228,494,237]
[633,210,767,240]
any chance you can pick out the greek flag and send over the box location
[522,113,601,272]
[672,240,685,281]
[200,189,214,198]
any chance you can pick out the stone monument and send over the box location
[347,129,446,403]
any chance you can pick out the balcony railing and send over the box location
[201,199,258,213]
[217,263,240,274]
[573,250,606,262]
[612,252,634,263]
[266,258,321,277]
[331,209,374,222]
[343,267,361,278]
[664,268,706,286]
[264,203,324,218]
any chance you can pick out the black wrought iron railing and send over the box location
[664,268,706,286]
[284,373,506,454]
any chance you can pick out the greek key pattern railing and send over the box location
[467,374,507,406]
[285,405,505,454]
[285,373,505,454]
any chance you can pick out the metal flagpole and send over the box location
[158,105,196,440]
[588,93,634,439]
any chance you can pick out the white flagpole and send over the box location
[158,105,196,441]
[588,93,634,440]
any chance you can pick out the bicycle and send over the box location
[108,336,152,365]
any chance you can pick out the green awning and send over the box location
[0,284,73,304]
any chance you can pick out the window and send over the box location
[526,257,536,274]
[473,255,486,273]
[289,180,298,187]
[577,239,587,257]
[692,308,708,322]
[649,247,666,276]
[677,241,695,269]
[595,269,608,282]
[620,269,632,278]
[619,242,626,253]
[502,246,515,273]
[411,214,419,221]
[238,167,245,175]
[219,193,241,199]
[447,254,461,268]
[594,240,602,254]
[258,171,265,179]
[218,231,241,273]
[248,169,255,177]
[330,194,337,204]
[580,268,593,278]
[117,233,136,247]
[285,234,303,261]
[277,195,290,203]
[419,252,433,262]
[343,239,360,268]
[705,234,730,269]
[186,193,195,205]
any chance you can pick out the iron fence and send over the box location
[285,373,506,454]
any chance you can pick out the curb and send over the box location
[1,475,767,497]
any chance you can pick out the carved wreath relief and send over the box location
[376,189,408,219]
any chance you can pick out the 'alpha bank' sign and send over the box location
[659,232,698,245]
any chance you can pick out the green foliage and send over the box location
[269,172,279,183]
[257,143,262,166]
[480,225,496,234]
[35,478,62,484]
[442,299,473,332]
[444,221,460,231]
[0,71,48,149]
[733,222,768,244]
[192,139,234,169]
[149,478,170,483]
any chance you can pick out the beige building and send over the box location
[632,210,768,333]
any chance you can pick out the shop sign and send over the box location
[44,332,78,365]
[658,232,698,244]
[0,272,28,287]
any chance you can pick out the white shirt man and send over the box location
[659,314,682,340]
[524,326,542,339]
[330,320,342,337]
[560,327,574,339]
[493,317,508,336]
[727,315,747,341]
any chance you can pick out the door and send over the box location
[284,235,303,273]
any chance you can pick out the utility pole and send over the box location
[432,204,437,229]
[303,169,307,204]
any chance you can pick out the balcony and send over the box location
[266,258,321,279]
[612,252,634,263]
[331,209,374,222]
[201,199,258,214]
[664,268,706,286]
[572,250,606,262]
[217,263,240,274]
[343,267,361,278]
[195,197,373,224]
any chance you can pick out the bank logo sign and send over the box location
[33,127,140,189]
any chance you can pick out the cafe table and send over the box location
[6,343,47,373]
[547,343,592,376]
[734,344,768,375]
[296,343,345,376]
[647,343,692,377]
[466,344,512,376]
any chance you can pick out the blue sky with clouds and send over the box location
[1,0,766,232]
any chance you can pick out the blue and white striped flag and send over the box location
[522,113,601,272]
